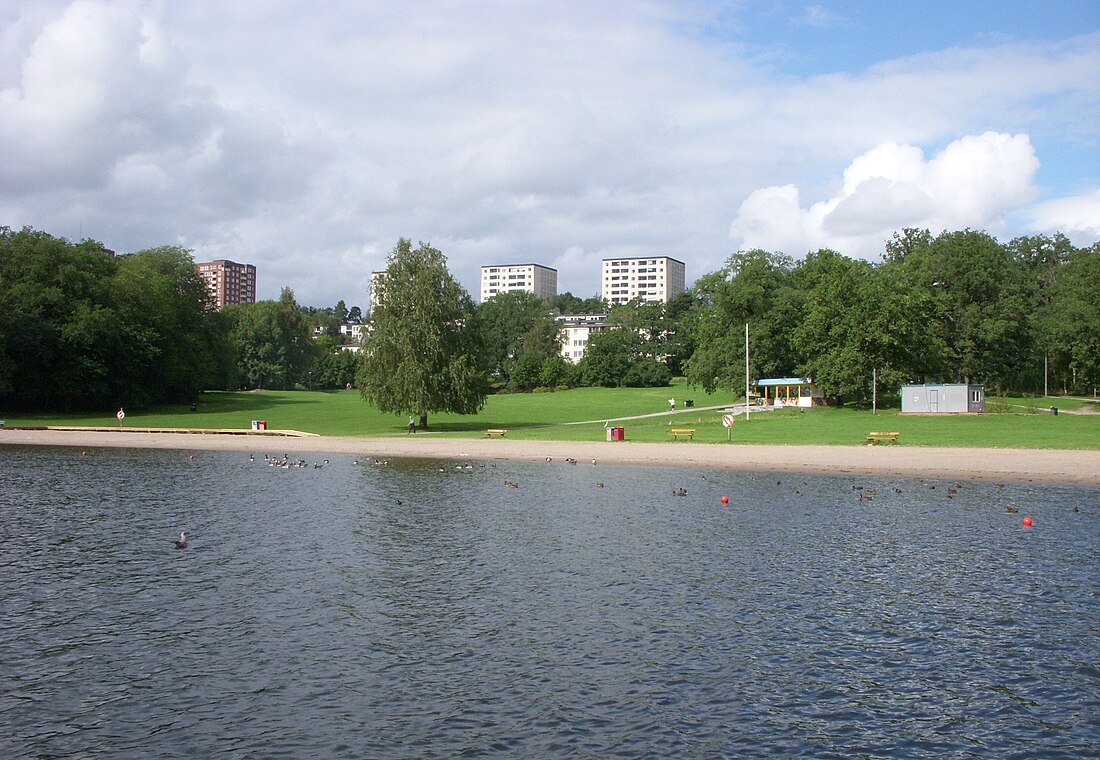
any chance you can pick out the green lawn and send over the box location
[3,382,1098,449]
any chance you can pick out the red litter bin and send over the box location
[611,426,625,441]
[258,420,267,430]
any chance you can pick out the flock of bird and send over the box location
[164,450,1079,549]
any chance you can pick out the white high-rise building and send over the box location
[601,256,685,305]
[368,271,386,313]
[480,263,557,302]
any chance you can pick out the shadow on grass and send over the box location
[414,420,569,434]
[159,393,319,417]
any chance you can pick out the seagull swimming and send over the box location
[174,531,188,549]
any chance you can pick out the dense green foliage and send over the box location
[477,290,562,389]
[0,228,233,410]
[222,289,317,390]
[356,239,488,427]
[684,230,1100,401]
[3,224,1097,414]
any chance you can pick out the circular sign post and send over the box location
[722,413,734,441]
[117,408,125,428]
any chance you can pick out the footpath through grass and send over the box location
[3,383,1098,449]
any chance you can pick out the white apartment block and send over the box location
[556,313,607,364]
[601,256,685,305]
[480,263,557,302]
[368,271,386,313]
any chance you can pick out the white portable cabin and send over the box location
[901,383,984,413]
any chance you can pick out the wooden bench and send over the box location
[485,428,508,438]
[669,428,696,440]
[866,431,900,444]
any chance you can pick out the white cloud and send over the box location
[729,132,1042,258]
[1025,189,1100,244]
[0,2,1096,304]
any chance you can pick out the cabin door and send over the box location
[929,388,939,412]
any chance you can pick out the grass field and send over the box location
[4,381,1098,449]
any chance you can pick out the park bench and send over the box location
[485,428,508,438]
[669,428,696,441]
[866,431,900,445]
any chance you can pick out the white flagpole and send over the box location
[745,322,750,423]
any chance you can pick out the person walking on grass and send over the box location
[668,398,676,411]
[408,416,417,434]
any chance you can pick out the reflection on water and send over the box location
[1,445,1098,758]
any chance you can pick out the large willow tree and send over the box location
[357,239,487,429]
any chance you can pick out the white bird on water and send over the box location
[174,531,188,549]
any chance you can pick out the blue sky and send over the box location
[1,1,1097,306]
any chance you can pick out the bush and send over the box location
[623,359,672,387]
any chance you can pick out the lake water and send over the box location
[1,445,1098,758]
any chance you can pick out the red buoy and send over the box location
[1022,516,1033,527]
[721,495,729,504]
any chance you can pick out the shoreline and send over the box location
[3,428,1099,487]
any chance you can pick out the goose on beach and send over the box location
[174,531,188,549]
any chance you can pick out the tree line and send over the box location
[2,225,1097,419]
[683,229,1099,403]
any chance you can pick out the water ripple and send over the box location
[1,446,1098,758]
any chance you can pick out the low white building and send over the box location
[556,313,607,364]
[901,383,984,413]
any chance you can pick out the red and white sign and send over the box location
[117,408,125,421]
[722,414,734,428]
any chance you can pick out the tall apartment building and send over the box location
[601,256,685,305]
[480,263,557,302]
[194,260,256,308]
[369,271,386,313]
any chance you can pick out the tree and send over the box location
[623,358,672,387]
[552,292,606,315]
[477,290,561,384]
[0,228,231,410]
[684,250,800,394]
[791,249,880,402]
[357,239,488,428]
[539,355,569,388]
[880,229,1032,390]
[582,327,644,387]
[224,288,315,390]
[1043,241,1100,390]
[110,246,235,404]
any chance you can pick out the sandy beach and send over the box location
[3,427,1099,486]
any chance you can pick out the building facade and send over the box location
[556,313,607,364]
[480,263,557,302]
[901,383,985,413]
[369,271,387,313]
[601,256,686,305]
[194,260,256,309]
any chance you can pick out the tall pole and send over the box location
[745,322,750,422]
[873,366,877,415]
[1044,353,1049,397]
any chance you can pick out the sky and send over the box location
[1,0,1098,307]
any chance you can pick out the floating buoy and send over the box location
[1022,516,1033,527]
[721,495,729,504]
